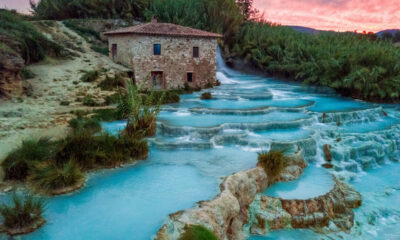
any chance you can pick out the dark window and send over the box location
[187,72,193,82]
[193,47,199,58]
[154,44,161,55]
[112,44,117,61]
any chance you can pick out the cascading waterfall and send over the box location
[20,50,400,240]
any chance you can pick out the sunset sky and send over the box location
[2,0,399,32]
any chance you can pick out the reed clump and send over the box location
[257,150,285,180]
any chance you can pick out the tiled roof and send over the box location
[104,21,222,38]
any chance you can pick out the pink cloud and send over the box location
[254,0,400,32]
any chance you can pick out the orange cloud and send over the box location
[254,0,400,32]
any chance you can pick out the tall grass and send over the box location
[0,193,45,230]
[0,9,63,64]
[118,81,163,137]
[2,138,53,181]
[257,150,285,180]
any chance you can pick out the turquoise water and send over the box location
[13,52,400,239]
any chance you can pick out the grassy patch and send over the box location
[180,225,218,240]
[81,70,100,83]
[29,161,84,194]
[2,138,53,181]
[98,74,126,90]
[0,193,45,231]
[82,94,97,106]
[257,150,285,180]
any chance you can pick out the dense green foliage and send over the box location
[229,22,400,102]
[145,0,243,44]
[2,138,53,181]
[0,193,45,229]
[257,150,285,180]
[31,0,149,20]
[179,225,218,240]
[0,9,62,64]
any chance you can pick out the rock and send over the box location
[156,151,306,240]
[322,163,333,169]
[247,178,362,235]
[323,144,332,162]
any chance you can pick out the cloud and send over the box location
[254,0,400,32]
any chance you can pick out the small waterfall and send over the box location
[216,47,241,84]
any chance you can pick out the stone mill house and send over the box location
[104,19,222,89]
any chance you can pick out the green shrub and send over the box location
[60,101,70,106]
[179,225,218,240]
[105,93,121,105]
[91,45,109,56]
[82,94,97,106]
[0,193,45,230]
[2,138,53,181]
[68,116,101,134]
[81,70,99,83]
[92,108,124,122]
[21,68,35,80]
[29,161,84,194]
[200,92,212,100]
[98,74,126,90]
[257,150,285,180]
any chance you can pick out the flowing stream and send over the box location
[19,52,400,240]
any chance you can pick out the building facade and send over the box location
[104,20,221,89]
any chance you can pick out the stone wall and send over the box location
[107,34,218,89]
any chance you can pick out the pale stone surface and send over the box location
[248,178,362,235]
[155,150,306,240]
[107,34,218,89]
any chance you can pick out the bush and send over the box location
[91,45,109,56]
[68,116,101,134]
[2,138,53,181]
[82,94,97,106]
[98,74,126,91]
[200,92,212,100]
[179,225,218,240]
[21,68,35,80]
[92,108,124,122]
[81,70,99,83]
[0,193,45,231]
[257,150,285,180]
[28,161,84,194]
[60,101,70,106]
[105,93,121,105]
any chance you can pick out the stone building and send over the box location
[104,19,222,89]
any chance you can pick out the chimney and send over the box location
[151,16,158,23]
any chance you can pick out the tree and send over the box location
[236,0,259,21]
[381,31,393,40]
[393,31,400,43]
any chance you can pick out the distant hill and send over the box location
[287,26,319,34]
[376,29,400,37]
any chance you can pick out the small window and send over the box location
[154,44,161,55]
[193,47,199,58]
[187,72,193,82]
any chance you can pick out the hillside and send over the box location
[0,19,132,166]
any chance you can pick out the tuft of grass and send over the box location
[98,74,126,91]
[80,70,99,83]
[0,192,46,230]
[179,225,218,240]
[82,94,98,106]
[2,138,53,181]
[60,100,70,106]
[68,116,101,134]
[200,92,212,100]
[28,161,84,194]
[21,68,35,80]
[257,150,285,180]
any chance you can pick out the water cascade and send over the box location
[18,50,400,240]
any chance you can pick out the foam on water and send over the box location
[19,50,400,240]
